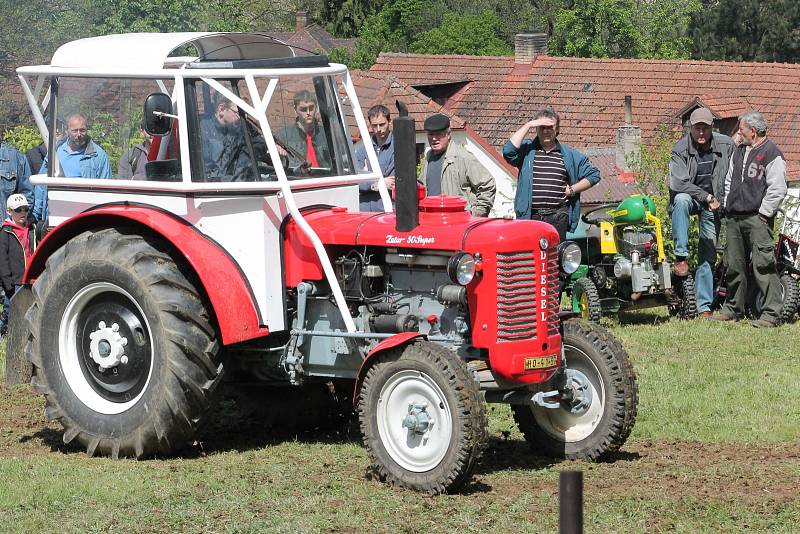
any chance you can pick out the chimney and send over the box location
[616,95,641,171]
[296,10,308,32]
[514,32,548,64]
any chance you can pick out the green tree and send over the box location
[549,0,645,58]
[347,0,434,69]
[639,0,701,59]
[689,0,800,62]
[411,13,513,56]
[322,0,386,38]
[548,0,701,59]
[90,0,204,34]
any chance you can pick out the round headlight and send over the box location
[558,241,582,274]
[447,252,476,285]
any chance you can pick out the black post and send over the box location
[392,100,419,232]
[559,470,583,534]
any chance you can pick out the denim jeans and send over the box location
[0,285,21,334]
[671,193,720,312]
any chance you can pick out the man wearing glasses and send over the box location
[0,194,44,336]
[200,93,268,182]
[419,113,495,217]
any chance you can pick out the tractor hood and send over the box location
[283,198,559,287]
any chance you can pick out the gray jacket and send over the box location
[668,132,734,210]
[419,142,495,217]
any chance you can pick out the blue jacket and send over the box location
[40,138,112,179]
[503,138,600,232]
[0,143,34,218]
[38,139,112,221]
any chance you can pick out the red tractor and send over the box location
[9,32,638,494]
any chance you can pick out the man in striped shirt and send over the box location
[503,107,600,240]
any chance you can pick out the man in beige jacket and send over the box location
[419,113,495,217]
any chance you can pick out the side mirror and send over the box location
[143,93,174,136]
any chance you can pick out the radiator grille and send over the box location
[495,249,560,342]
[496,251,538,342]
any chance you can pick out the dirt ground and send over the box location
[2,382,798,510]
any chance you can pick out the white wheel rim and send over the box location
[532,346,605,442]
[59,282,154,415]
[376,370,453,472]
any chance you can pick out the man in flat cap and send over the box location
[669,107,734,317]
[419,113,495,216]
[504,106,600,240]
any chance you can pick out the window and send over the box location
[50,77,173,180]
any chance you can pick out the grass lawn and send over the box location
[1,312,799,533]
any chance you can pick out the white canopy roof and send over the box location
[49,33,297,70]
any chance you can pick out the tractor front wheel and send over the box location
[571,277,602,323]
[513,319,638,460]
[358,340,486,494]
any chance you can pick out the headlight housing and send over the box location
[447,252,476,285]
[557,241,582,274]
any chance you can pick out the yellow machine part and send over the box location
[600,221,617,254]
[645,211,666,263]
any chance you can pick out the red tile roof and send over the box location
[580,150,641,205]
[347,70,465,136]
[371,53,800,181]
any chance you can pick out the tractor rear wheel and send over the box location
[778,274,799,324]
[26,228,222,458]
[748,273,799,324]
[513,319,637,460]
[358,340,486,494]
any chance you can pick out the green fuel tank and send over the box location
[610,194,656,224]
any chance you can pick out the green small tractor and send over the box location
[564,194,697,322]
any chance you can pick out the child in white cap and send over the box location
[0,194,43,336]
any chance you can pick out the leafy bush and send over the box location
[2,124,42,153]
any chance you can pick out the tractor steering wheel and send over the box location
[582,203,617,226]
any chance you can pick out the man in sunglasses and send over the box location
[0,194,44,336]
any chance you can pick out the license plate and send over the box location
[524,355,558,370]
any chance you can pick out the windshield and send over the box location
[186,75,356,183]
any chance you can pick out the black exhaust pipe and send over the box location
[393,100,419,232]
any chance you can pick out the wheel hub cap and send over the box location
[402,402,435,434]
[563,368,593,414]
[89,321,129,370]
